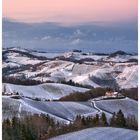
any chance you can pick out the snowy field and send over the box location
[95,98,138,120]
[2,48,138,127]
[31,52,64,58]
[3,95,137,124]
[2,97,97,123]
[3,83,89,100]
[3,48,138,89]
[116,65,138,88]
[2,97,40,120]
[4,52,43,66]
[49,127,138,140]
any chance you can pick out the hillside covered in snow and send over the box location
[49,127,138,140]
[3,83,89,100]
[2,47,138,139]
[3,47,138,89]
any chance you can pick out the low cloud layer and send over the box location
[2,19,137,53]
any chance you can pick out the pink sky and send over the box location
[3,0,137,24]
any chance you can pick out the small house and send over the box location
[105,91,113,97]
[105,91,119,98]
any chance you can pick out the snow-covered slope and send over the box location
[3,83,89,100]
[2,97,97,123]
[116,65,138,88]
[22,98,97,121]
[3,51,43,66]
[3,48,138,89]
[49,127,138,140]
[64,51,108,61]
[2,96,41,120]
[31,52,64,58]
[95,98,138,120]
[105,55,135,62]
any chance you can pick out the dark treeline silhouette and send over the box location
[59,88,105,101]
[61,80,93,89]
[120,88,138,101]
[3,64,33,76]
[2,76,41,85]
[3,110,137,140]
[110,110,137,130]
[60,87,138,101]
[127,59,138,63]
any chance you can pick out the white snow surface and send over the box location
[2,96,97,123]
[3,62,21,68]
[116,65,138,88]
[105,55,137,62]
[31,52,64,58]
[49,127,138,140]
[5,52,43,65]
[95,97,138,120]
[3,48,138,89]
[3,83,89,100]
[14,60,137,89]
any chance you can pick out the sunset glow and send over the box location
[3,0,137,24]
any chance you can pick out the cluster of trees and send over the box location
[110,110,137,130]
[3,114,55,140]
[61,80,93,89]
[120,88,138,101]
[2,76,41,85]
[3,110,137,140]
[59,88,105,101]
[3,64,33,76]
[127,58,138,63]
[3,67,18,75]
[59,87,138,101]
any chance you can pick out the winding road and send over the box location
[90,98,114,116]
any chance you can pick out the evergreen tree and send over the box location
[12,116,18,128]
[100,112,108,126]
[3,118,11,128]
[110,112,116,126]
[94,114,99,125]
[81,116,86,126]
[21,124,27,140]
[126,116,138,130]
[116,110,126,127]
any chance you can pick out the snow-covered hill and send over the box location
[95,97,138,120]
[116,65,138,88]
[49,127,138,140]
[2,48,138,126]
[2,97,97,123]
[3,95,138,123]
[3,83,89,100]
[3,48,138,89]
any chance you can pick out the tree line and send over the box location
[2,76,42,85]
[3,110,137,140]
[59,88,105,101]
[60,80,93,89]
[120,88,138,101]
